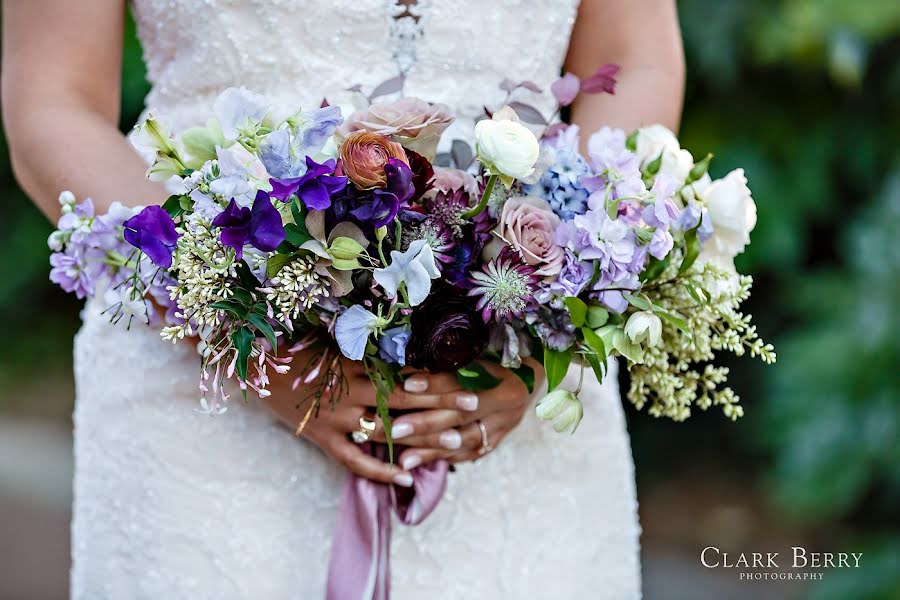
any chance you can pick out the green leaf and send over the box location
[510,363,535,393]
[583,352,606,382]
[586,306,609,328]
[684,280,709,304]
[229,287,254,307]
[679,226,701,275]
[544,348,573,391]
[611,329,644,364]
[641,255,670,282]
[368,357,398,462]
[657,309,692,337]
[563,297,587,327]
[266,253,294,278]
[623,292,651,311]
[209,299,248,318]
[582,327,607,359]
[234,260,261,290]
[230,326,254,382]
[161,194,187,219]
[290,197,307,228]
[284,223,313,247]
[247,313,278,349]
[456,362,502,391]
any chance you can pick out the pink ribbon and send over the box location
[326,444,448,600]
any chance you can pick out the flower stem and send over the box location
[462,173,498,219]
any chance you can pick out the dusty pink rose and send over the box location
[338,98,454,160]
[486,196,564,277]
[429,167,478,197]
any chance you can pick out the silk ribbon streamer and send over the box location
[326,443,448,600]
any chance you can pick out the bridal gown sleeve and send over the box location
[70,1,642,598]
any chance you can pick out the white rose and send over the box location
[698,168,757,268]
[475,106,540,185]
[635,124,693,184]
[624,311,662,347]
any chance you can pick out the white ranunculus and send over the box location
[475,106,540,184]
[535,389,584,435]
[624,311,663,347]
[635,124,694,184]
[698,168,757,268]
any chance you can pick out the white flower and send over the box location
[634,124,693,184]
[213,87,270,140]
[535,389,584,434]
[208,144,271,206]
[624,311,662,347]
[373,240,440,306]
[698,168,757,268]
[334,305,382,361]
[475,106,540,185]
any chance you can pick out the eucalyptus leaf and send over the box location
[507,101,548,125]
[368,75,405,101]
[450,139,474,169]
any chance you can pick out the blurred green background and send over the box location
[1,2,898,599]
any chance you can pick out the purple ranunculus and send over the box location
[123,205,180,269]
[349,158,415,227]
[378,325,411,366]
[269,156,348,210]
[406,286,488,372]
[211,191,285,259]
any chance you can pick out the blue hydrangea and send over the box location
[524,146,590,220]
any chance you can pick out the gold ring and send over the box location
[350,414,377,444]
[477,420,492,456]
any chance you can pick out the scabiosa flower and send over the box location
[468,247,539,322]
[401,219,456,265]
[423,187,472,237]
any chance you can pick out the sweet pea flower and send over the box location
[123,205,180,269]
[698,169,757,269]
[209,144,271,207]
[648,227,674,260]
[213,87,269,140]
[269,156,348,210]
[211,191,285,259]
[475,106,540,186]
[334,305,383,361]
[378,325,411,366]
[373,239,440,306]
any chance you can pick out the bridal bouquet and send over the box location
[49,67,774,444]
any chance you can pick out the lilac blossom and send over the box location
[648,227,674,260]
[582,127,645,201]
[211,192,285,260]
[547,250,593,297]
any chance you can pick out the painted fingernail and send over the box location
[393,473,414,488]
[456,393,479,411]
[439,430,462,450]
[392,422,414,439]
[403,377,428,393]
[401,455,422,470]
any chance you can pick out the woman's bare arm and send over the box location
[566,0,685,135]
[2,0,164,220]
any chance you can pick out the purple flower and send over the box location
[406,286,488,372]
[469,246,539,322]
[49,248,104,299]
[378,325,411,366]
[349,158,415,227]
[583,127,645,201]
[642,174,680,228]
[211,191,285,260]
[269,157,348,210]
[123,206,180,269]
[571,210,636,268]
[648,227,674,260]
[591,271,639,313]
[548,250,593,297]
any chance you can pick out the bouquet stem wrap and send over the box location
[326,444,448,600]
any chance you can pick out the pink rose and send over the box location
[337,98,454,160]
[486,196,564,277]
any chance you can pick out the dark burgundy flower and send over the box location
[406,286,488,372]
[404,148,434,200]
[212,191,285,259]
[269,157,348,210]
[123,205,180,269]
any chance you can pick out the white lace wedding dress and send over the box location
[70,1,642,598]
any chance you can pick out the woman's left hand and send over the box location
[372,361,537,469]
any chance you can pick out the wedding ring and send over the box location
[477,420,492,456]
[350,413,377,444]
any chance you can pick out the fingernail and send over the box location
[456,393,479,411]
[401,455,422,470]
[393,473,414,488]
[392,422,414,439]
[439,430,462,450]
[403,377,428,393]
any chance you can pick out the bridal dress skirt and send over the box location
[71,300,642,599]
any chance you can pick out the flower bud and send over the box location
[624,311,662,347]
[686,153,713,184]
[58,191,76,207]
[536,389,584,434]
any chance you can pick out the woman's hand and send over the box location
[376,361,536,470]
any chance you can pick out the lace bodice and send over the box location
[131,0,580,141]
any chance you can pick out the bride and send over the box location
[2,1,683,598]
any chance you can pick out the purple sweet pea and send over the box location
[349,158,415,228]
[378,325,411,366]
[211,191,285,259]
[269,157,348,210]
[123,205,180,269]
